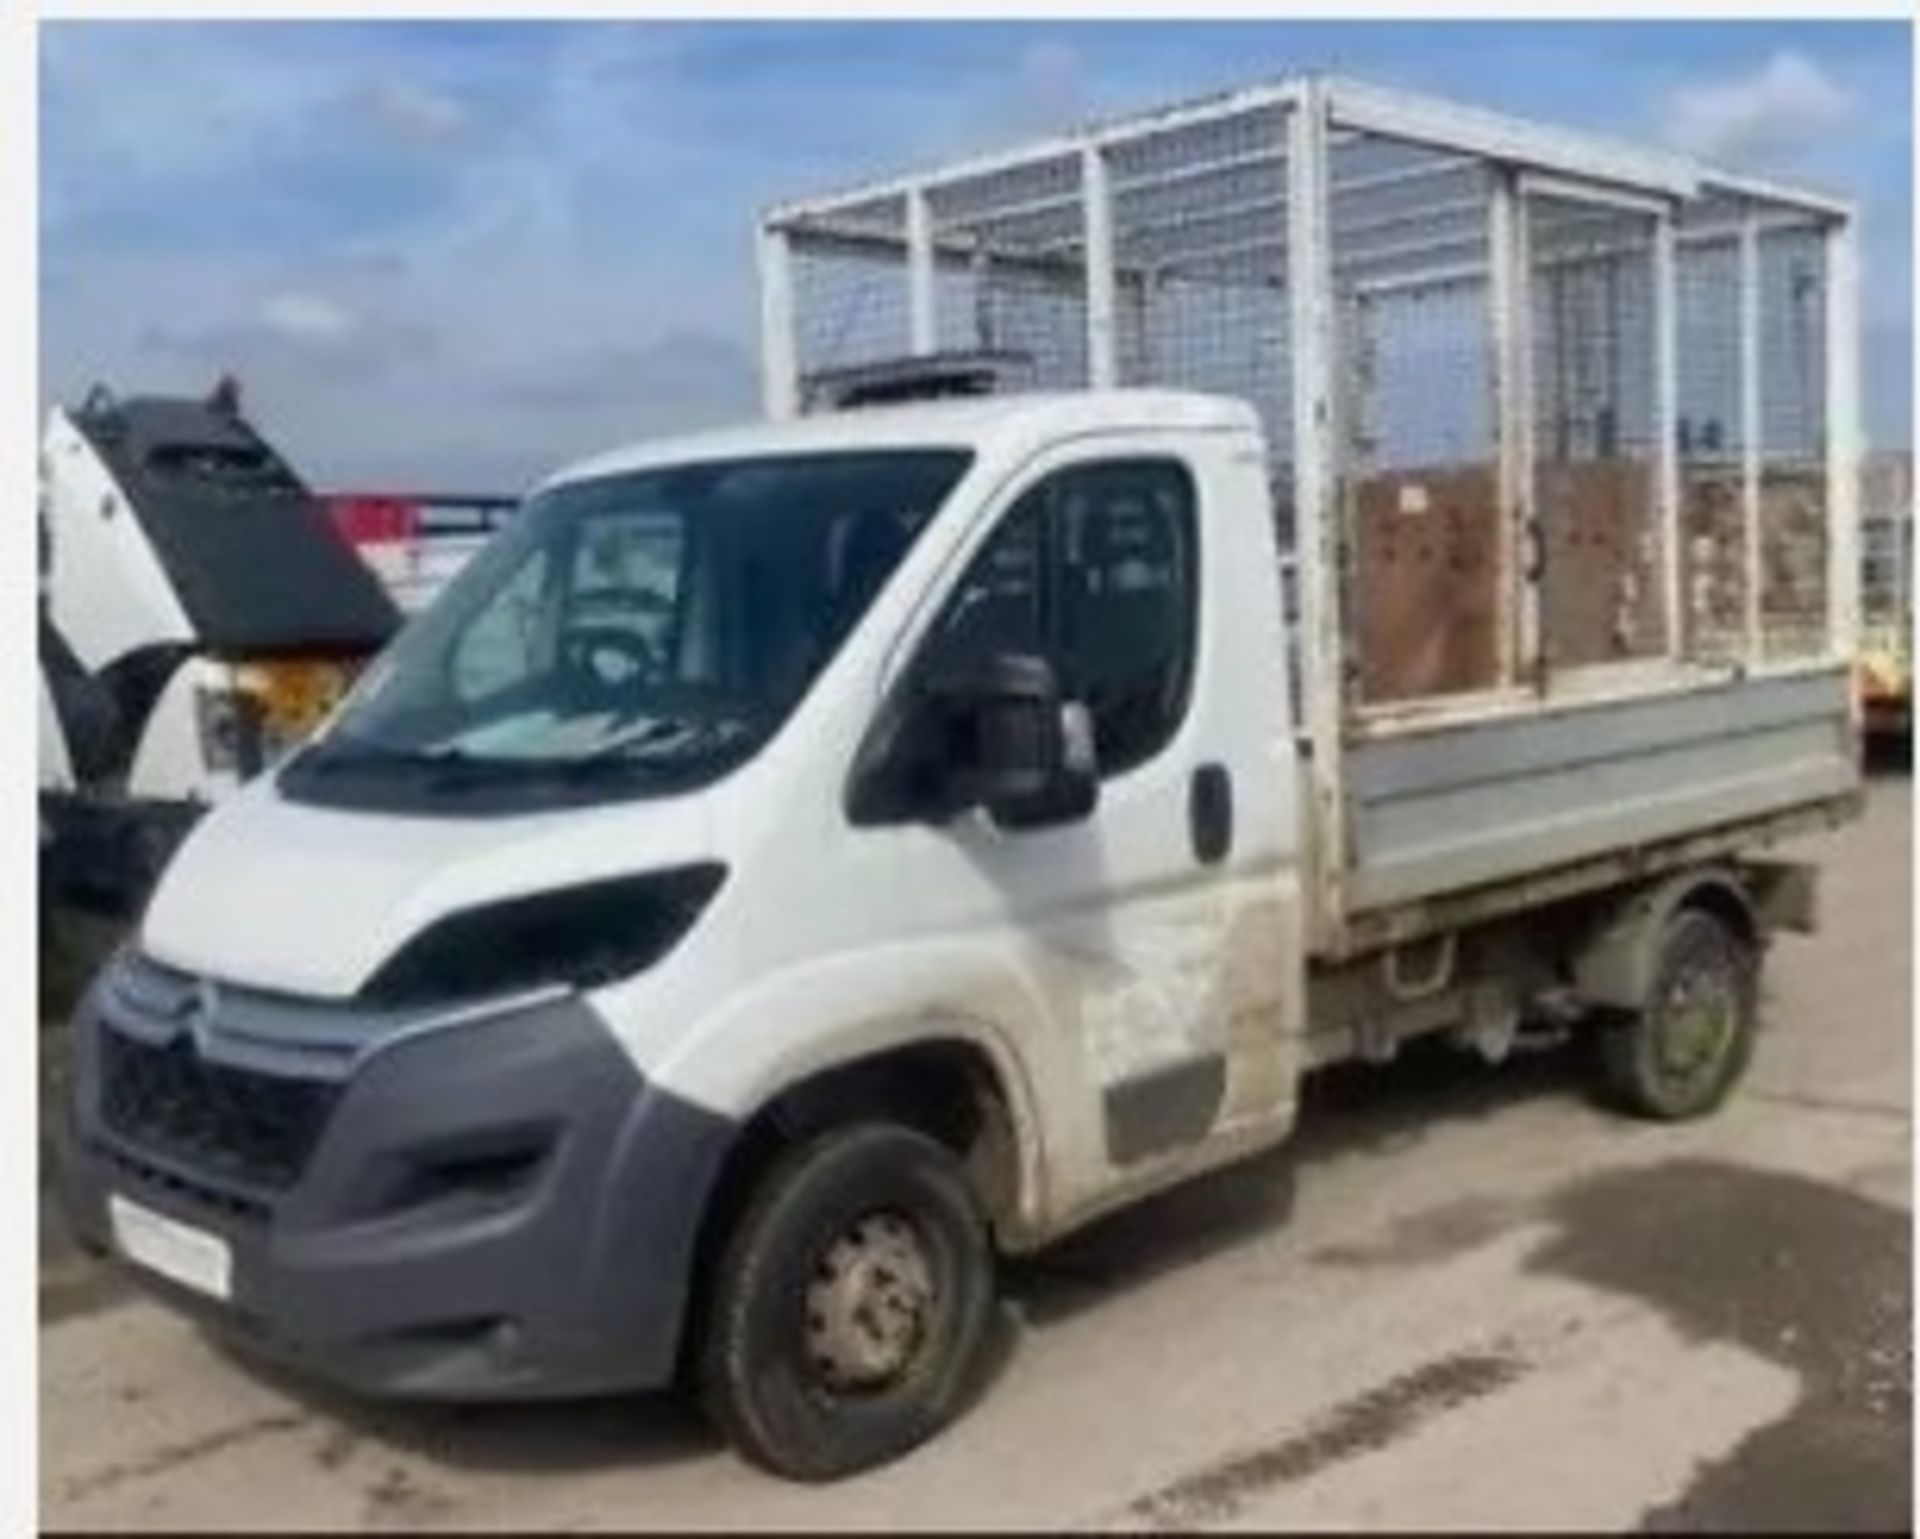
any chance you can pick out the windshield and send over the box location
[282,448,972,812]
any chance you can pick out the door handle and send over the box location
[1189,763,1233,866]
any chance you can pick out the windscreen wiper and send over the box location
[557,716,758,782]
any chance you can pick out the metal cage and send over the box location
[760,73,1860,902]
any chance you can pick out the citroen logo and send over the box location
[178,977,219,1054]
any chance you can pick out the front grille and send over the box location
[90,1137,271,1224]
[99,1027,338,1191]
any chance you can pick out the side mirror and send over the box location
[923,654,1098,829]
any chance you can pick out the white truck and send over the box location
[39,381,400,911]
[58,76,1861,1480]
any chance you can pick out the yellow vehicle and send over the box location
[1858,623,1910,737]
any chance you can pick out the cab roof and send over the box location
[541,389,1261,493]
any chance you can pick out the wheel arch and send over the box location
[709,1025,1040,1234]
[1572,864,1761,1013]
[670,1021,1048,1384]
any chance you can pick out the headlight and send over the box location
[237,659,355,763]
[358,864,727,1009]
[198,661,358,779]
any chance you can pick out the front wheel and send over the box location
[1597,907,1759,1120]
[696,1123,995,1481]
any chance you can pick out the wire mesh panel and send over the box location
[1106,104,1294,456]
[1674,204,1746,663]
[1329,132,1501,704]
[1757,222,1829,658]
[1527,192,1665,669]
[951,259,1089,387]
[787,194,912,398]
[928,153,1089,387]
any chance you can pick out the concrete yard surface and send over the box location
[39,776,1912,1531]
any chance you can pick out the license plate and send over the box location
[109,1194,232,1301]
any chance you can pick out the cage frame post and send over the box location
[906,185,937,356]
[1826,214,1861,670]
[1488,167,1531,687]
[1653,206,1683,659]
[1287,79,1349,943]
[1081,144,1119,389]
[757,221,799,420]
[1739,206,1763,664]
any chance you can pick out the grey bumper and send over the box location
[56,956,735,1400]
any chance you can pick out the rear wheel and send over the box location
[696,1122,994,1481]
[1597,907,1758,1120]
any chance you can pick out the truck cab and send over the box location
[59,389,1313,1471]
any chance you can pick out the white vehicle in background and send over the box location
[38,381,400,910]
[59,77,1862,1481]
[325,492,519,615]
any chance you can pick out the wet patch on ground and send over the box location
[1306,1192,1532,1271]
[1101,1345,1529,1531]
[1527,1158,1912,1533]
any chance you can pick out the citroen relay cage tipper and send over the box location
[59,77,1863,1480]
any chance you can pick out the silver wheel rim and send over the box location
[1659,956,1739,1084]
[802,1209,937,1394]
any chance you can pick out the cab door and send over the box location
[866,431,1301,1224]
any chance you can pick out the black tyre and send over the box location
[697,1122,994,1481]
[1598,907,1758,1120]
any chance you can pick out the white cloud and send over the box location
[1663,50,1855,164]
[260,291,358,343]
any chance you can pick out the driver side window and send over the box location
[917,457,1199,779]
[923,495,1047,671]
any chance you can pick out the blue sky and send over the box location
[39,18,1914,489]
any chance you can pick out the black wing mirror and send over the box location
[922,653,1098,829]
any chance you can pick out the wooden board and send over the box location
[1759,465,1828,656]
[1536,457,1665,668]
[1350,464,1502,704]
[1679,463,1746,660]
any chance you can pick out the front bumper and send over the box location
[56,956,735,1400]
